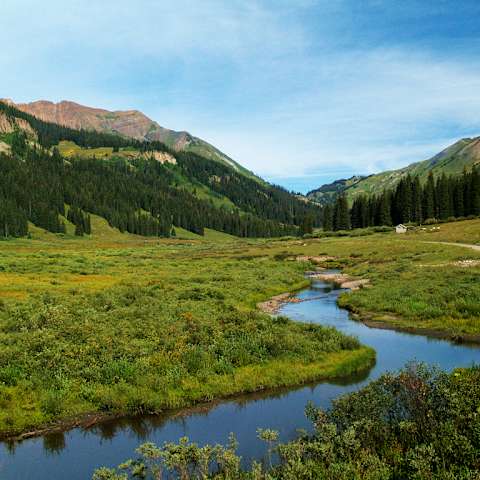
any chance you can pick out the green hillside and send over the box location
[307,175,366,205]
[308,136,480,203]
[0,100,321,239]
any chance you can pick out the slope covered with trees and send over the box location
[307,175,365,206]
[308,137,480,206]
[0,101,321,239]
[8,98,257,178]
[325,169,480,230]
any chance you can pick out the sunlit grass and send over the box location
[0,230,374,436]
[1,218,479,436]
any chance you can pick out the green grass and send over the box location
[0,232,373,437]
[402,217,480,245]
[57,140,114,158]
[1,218,480,437]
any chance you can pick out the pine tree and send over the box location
[74,222,84,236]
[471,166,480,216]
[333,194,350,230]
[322,204,333,231]
[299,215,314,236]
[377,191,392,226]
[423,171,436,220]
[412,176,422,223]
[351,196,369,229]
[453,178,464,218]
[437,173,451,219]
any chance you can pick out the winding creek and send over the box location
[2,276,480,479]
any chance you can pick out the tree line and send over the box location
[0,100,171,152]
[324,168,480,230]
[176,151,322,228]
[0,132,305,239]
[0,101,323,239]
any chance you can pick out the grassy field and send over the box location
[405,217,480,245]
[0,229,374,437]
[314,220,480,338]
[57,140,115,158]
[0,218,479,437]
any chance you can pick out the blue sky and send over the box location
[2,1,480,193]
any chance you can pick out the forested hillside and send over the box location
[308,136,480,205]
[8,99,256,177]
[324,169,480,231]
[307,175,365,205]
[0,101,321,239]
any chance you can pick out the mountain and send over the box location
[3,99,255,178]
[307,176,366,205]
[307,136,480,203]
[0,100,321,239]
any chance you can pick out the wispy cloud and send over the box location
[1,0,480,192]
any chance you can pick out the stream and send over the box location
[1,276,480,479]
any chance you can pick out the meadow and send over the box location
[0,218,373,437]
[1,217,480,438]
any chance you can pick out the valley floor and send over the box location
[0,218,479,437]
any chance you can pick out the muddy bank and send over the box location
[257,268,371,315]
[257,293,302,314]
[308,271,370,291]
[295,255,335,263]
[1,412,122,443]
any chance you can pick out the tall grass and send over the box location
[0,237,372,436]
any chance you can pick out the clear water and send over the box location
[1,278,479,479]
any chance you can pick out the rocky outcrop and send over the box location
[2,98,253,176]
[0,112,35,136]
[3,99,196,153]
[14,100,163,140]
[0,141,10,153]
[151,151,176,165]
[8,100,202,155]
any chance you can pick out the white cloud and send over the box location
[191,48,480,180]
[1,1,480,192]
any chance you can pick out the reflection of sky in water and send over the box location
[2,279,479,480]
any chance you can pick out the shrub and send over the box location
[0,364,24,386]
[95,364,480,479]
[40,389,66,417]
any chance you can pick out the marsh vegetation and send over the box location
[1,218,480,480]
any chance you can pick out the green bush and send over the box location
[96,364,480,479]
[40,389,66,417]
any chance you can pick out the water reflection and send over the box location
[43,432,65,455]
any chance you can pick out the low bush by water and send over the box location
[94,363,480,479]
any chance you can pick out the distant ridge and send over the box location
[5,98,254,177]
[307,137,480,203]
[307,176,366,205]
